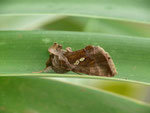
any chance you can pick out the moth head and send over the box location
[48,43,63,54]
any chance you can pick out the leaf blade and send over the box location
[0,0,150,23]
[0,31,150,84]
[0,77,150,113]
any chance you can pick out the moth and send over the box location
[44,43,117,77]
[43,43,117,77]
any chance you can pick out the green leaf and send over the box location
[39,16,88,32]
[83,18,150,38]
[0,0,150,23]
[0,77,150,113]
[50,77,150,104]
[39,16,150,37]
[1,15,150,38]
[0,15,64,30]
[0,31,150,84]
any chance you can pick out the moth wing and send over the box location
[66,45,117,77]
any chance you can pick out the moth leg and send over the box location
[43,66,52,73]
[32,66,52,73]
[66,47,72,52]
[32,70,43,73]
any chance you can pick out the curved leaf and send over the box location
[1,15,150,38]
[0,77,150,113]
[0,0,150,23]
[0,15,64,30]
[39,16,150,37]
[0,31,150,84]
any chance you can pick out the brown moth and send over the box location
[44,43,117,77]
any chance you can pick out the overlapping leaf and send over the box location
[0,31,150,84]
[0,0,150,23]
[0,77,150,113]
